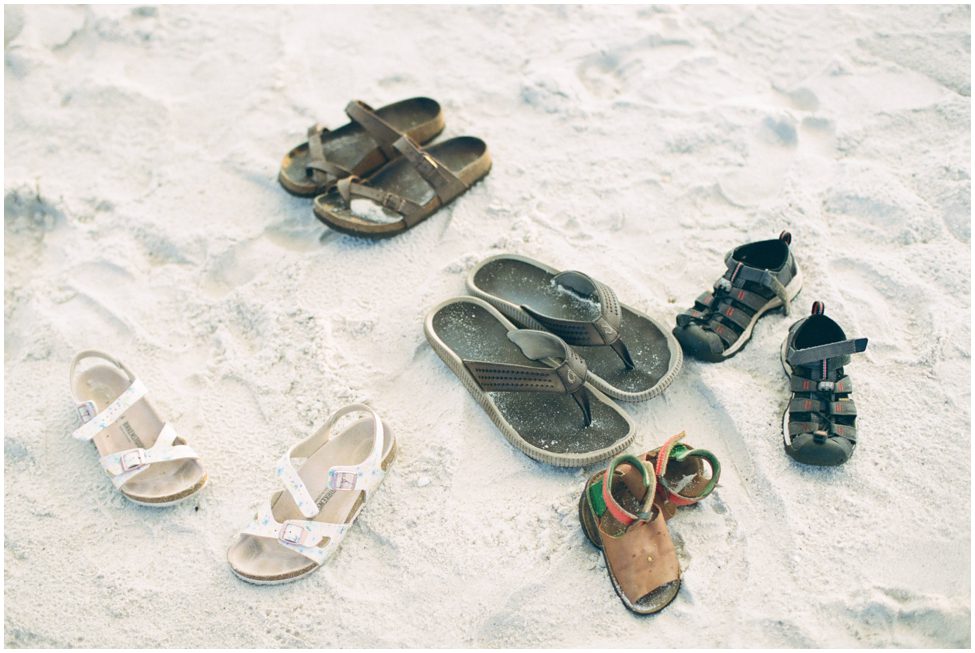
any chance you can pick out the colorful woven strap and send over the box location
[601,454,656,527]
[653,432,721,507]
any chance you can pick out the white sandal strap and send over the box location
[275,453,319,518]
[241,497,349,564]
[325,403,385,497]
[239,404,388,566]
[275,403,386,517]
[69,349,136,387]
[72,379,148,442]
[98,423,200,488]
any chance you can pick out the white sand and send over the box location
[4,4,971,648]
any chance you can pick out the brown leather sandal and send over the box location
[278,97,444,197]
[312,135,491,238]
[578,454,681,615]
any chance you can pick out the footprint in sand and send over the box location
[576,34,695,100]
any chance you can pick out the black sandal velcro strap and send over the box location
[786,338,868,367]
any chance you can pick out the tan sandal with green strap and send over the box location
[578,454,681,615]
[313,135,490,238]
[578,434,720,614]
[278,97,444,197]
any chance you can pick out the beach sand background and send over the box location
[4,4,971,648]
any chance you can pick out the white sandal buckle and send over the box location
[330,470,358,491]
[279,523,305,545]
[77,401,97,423]
[120,449,147,472]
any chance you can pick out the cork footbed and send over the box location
[227,418,396,584]
[313,136,491,238]
[279,97,444,196]
[468,256,680,400]
[71,364,206,504]
[426,298,634,464]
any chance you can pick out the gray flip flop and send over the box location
[781,301,868,466]
[466,254,682,403]
[424,297,635,467]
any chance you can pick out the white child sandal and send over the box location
[69,350,207,506]
[227,403,396,584]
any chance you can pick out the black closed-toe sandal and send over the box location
[781,301,868,466]
[675,231,803,362]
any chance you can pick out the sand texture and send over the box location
[4,4,971,648]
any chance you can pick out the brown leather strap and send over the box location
[336,177,425,226]
[305,123,353,183]
[307,123,328,164]
[345,100,402,160]
[392,136,468,204]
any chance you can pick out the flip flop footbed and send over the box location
[425,298,635,467]
[467,255,682,401]
[72,363,206,504]
[280,97,444,196]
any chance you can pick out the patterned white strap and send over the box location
[274,453,319,518]
[72,379,148,441]
[325,404,385,498]
[238,404,387,565]
[274,403,386,517]
[241,495,350,565]
[98,423,200,489]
